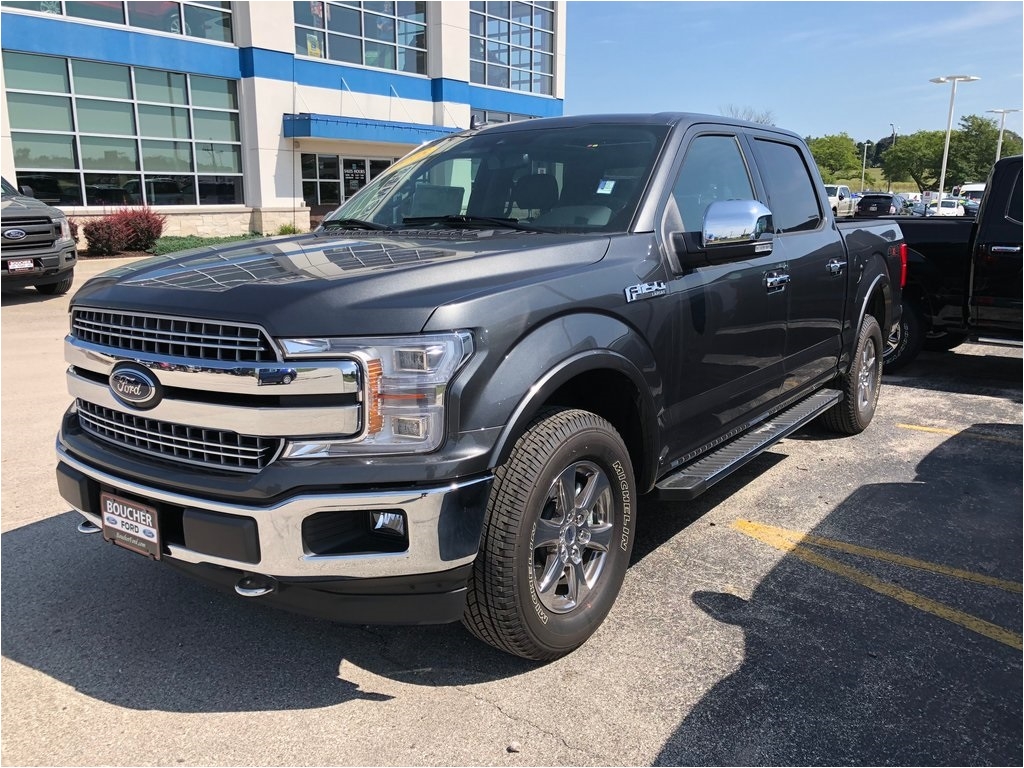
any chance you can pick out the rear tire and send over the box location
[35,271,73,296]
[463,408,635,661]
[822,314,882,435]
[882,299,923,372]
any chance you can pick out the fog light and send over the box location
[372,511,406,537]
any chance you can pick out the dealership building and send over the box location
[0,1,565,236]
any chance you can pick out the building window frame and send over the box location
[301,152,396,207]
[469,0,554,95]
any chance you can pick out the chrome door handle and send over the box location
[826,258,847,275]
[764,272,790,293]
[990,246,1021,253]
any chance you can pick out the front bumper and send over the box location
[56,443,492,624]
[1,243,76,288]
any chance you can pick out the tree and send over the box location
[808,133,859,181]
[719,104,775,125]
[880,131,945,192]
[950,114,1023,183]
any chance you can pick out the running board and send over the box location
[654,389,841,501]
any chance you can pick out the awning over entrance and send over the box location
[283,114,461,145]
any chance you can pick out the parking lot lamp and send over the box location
[861,141,871,193]
[987,108,1021,162]
[930,75,979,205]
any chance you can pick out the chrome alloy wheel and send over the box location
[530,460,614,614]
[857,335,879,412]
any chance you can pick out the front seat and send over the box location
[512,173,559,217]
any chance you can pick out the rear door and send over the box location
[745,133,848,386]
[971,157,1023,333]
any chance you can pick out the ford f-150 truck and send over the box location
[2,176,77,295]
[56,114,905,660]
[883,155,1021,370]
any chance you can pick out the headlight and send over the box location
[279,331,473,457]
[57,217,73,244]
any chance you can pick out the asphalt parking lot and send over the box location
[2,258,1021,766]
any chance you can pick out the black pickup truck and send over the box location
[56,114,904,660]
[883,155,1022,370]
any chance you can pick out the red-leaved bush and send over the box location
[82,208,167,254]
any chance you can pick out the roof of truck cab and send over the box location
[471,113,803,140]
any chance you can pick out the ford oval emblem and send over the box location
[109,363,162,410]
[3,229,28,241]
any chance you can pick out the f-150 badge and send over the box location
[625,281,668,303]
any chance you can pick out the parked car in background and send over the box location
[930,198,965,217]
[856,193,910,217]
[825,184,855,217]
[1,176,77,295]
[956,182,985,205]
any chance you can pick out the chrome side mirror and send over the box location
[702,199,775,255]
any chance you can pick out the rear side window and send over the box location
[751,138,822,233]
[1007,168,1022,224]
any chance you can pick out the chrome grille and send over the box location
[72,309,276,362]
[77,400,281,473]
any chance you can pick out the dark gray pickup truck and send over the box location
[56,114,904,660]
[1,176,77,295]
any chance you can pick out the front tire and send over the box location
[822,314,882,435]
[35,271,73,296]
[463,408,635,661]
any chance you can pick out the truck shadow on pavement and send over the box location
[653,423,1023,766]
[883,346,1023,402]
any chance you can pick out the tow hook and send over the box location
[77,519,101,534]
[234,573,278,598]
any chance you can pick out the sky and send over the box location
[564,0,1024,143]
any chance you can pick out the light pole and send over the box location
[987,108,1021,162]
[887,123,897,191]
[930,75,979,206]
[861,140,871,193]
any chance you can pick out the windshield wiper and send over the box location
[319,217,393,231]
[402,215,549,232]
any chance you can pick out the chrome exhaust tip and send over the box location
[234,573,278,598]
[77,519,101,534]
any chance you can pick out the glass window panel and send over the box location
[510,1,531,23]
[84,173,136,206]
[486,17,508,40]
[138,104,191,138]
[142,174,196,204]
[302,180,318,205]
[73,61,132,99]
[198,175,242,204]
[1,1,57,10]
[397,20,425,46]
[190,1,232,9]
[296,28,325,57]
[532,73,552,95]
[509,23,530,47]
[7,93,73,132]
[77,99,136,135]
[396,1,424,22]
[327,33,362,64]
[80,136,138,170]
[533,7,553,30]
[535,30,552,52]
[509,47,531,68]
[128,1,188,33]
[135,68,186,104]
[294,0,324,27]
[364,12,395,42]
[196,142,240,173]
[142,139,193,172]
[15,171,82,205]
[184,4,233,42]
[511,69,530,91]
[319,181,341,205]
[12,132,77,169]
[327,4,360,34]
[3,52,69,93]
[192,109,237,141]
[365,41,395,69]
[533,51,553,74]
[66,1,126,23]
[398,47,424,74]
[318,155,340,179]
[469,12,484,36]
[369,159,391,179]
[486,2,509,18]
[470,60,485,84]
[487,65,509,88]
[301,153,318,178]
[190,76,237,109]
[363,1,390,13]
[470,37,485,61]
[470,1,485,12]
[486,41,508,65]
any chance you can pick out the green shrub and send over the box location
[276,223,301,235]
[149,233,262,256]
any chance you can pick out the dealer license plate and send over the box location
[7,258,35,273]
[100,492,161,559]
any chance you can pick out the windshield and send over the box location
[1,177,18,196]
[323,122,671,233]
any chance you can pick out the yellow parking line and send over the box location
[732,520,1023,651]
[897,423,1023,445]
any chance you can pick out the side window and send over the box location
[1006,168,1022,224]
[751,139,823,233]
[670,135,754,232]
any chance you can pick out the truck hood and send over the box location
[70,230,611,336]
[1,193,65,219]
